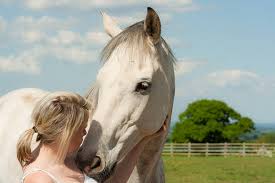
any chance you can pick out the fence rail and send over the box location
[162,143,275,157]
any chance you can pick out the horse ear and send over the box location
[144,7,161,44]
[101,11,122,38]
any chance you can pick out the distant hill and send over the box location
[255,123,275,133]
[239,123,275,142]
[169,122,275,133]
[168,122,275,142]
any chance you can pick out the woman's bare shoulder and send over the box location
[24,172,55,183]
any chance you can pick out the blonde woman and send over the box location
[17,91,96,183]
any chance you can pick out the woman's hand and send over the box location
[144,115,169,141]
[155,115,168,135]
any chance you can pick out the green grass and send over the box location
[163,156,275,183]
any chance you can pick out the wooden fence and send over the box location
[162,143,275,157]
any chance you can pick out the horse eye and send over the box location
[135,81,152,94]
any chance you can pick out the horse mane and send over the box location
[100,21,176,64]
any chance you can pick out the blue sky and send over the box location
[0,0,274,124]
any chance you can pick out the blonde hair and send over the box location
[16,91,91,166]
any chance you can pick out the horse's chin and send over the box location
[84,162,117,183]
[84,141,139,182]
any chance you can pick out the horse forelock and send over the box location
[100,21,176,65]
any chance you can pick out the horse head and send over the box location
[76,7,175,182]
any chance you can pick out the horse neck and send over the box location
[127,131,167,183]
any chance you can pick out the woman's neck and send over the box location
[35,143,64,167]
[34,144,79,169]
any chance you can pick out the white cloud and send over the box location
[151,0,192,5]
[12,16,76,32]
[24,0,51,10]
[18,27,109,47]
[165,37,190,48]
[158,13,172,24]
[0,47,47,74]
[0,52,40,74]
[0,0,15,4]
[23,0,196,11]
[29,45,97,64]
[110,12,171,27]
[23,0,136,10]
[21,30,46,43]
[3,16,79,46]
[77,0,139,8]
[7,15,108,45]
[33,29,109,47]
[272,79,275,88]
[0,44,97,74]
[0,16,6,32]
[175,58,205,76]
[0,14,106,74]
[174,69,267,98]
[49,30,82,45]
[207,70,260,87]
[113,15,140,26]
[169,3,200,13]
[86,32,110,45]
[175,87,187,97]
[49,46,97,63]
[175,81,207,98]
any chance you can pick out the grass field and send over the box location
[163,156,275,183]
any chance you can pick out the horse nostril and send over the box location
[78,147,83,153]
[76,153,105,175]
[90,156,101,169]
[89,155,105,173]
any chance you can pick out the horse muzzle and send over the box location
[76,151,116,182]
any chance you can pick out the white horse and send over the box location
[76,8,175,183]
[0,7,175,183]
[0,88,48,182]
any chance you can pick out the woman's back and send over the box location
[22,167,59,183]
[22,167,97,183]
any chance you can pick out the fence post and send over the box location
[206,143,209,157]
[224,142,227,157]
[242,142,246,157]
[170,143,174,157]
[188,142,191,157]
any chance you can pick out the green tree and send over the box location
[171,99,255,143]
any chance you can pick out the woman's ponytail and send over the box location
[16,128,35,166]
